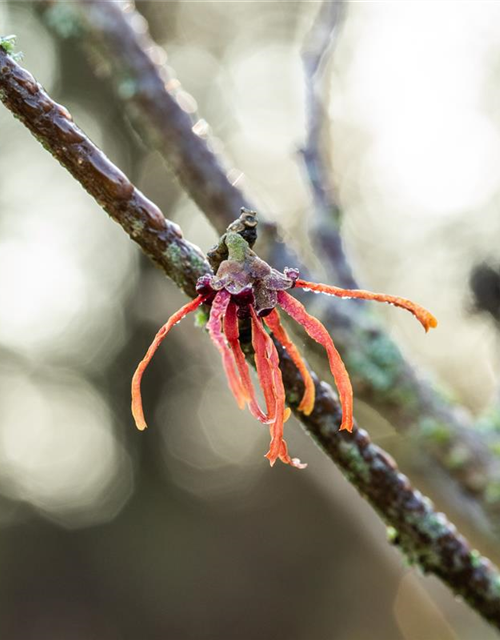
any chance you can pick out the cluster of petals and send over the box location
[132,233,437,469]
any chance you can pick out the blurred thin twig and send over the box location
[2,47,500,629]
[300,0,357,289]
[36,0,500,534]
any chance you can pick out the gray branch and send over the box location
[301,0,357,289]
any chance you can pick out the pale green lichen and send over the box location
[225,231,248,263]
[0,35,16,54]
[0,35,22,61]
[392,508,451,571]
[422,512,449,540]
[165,243,182,265]
[129,217,145,237]
[488,442,500,456]
[345,333,417,411]
[476,407,500,434]
[44,5,83,39]
[418,417,452,445]
[488,575,500,599]
[484,481,500,505]
[470,549,482,569]
[163,243,209,293]
[188,251,210,276]
[118,78,137,100]
[444,443,471,470]
[337,438,370,483]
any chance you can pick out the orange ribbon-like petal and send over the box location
[278,290,353,432]
[295,279,438,332]
[264,308,315,416]
[250,307,306,468]
[131,294,207,431]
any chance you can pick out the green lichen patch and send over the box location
[484,480,500,505]
[165,243,182,264]
[444,443,471,471]
[118,78,137,100]
[129,217,145,238]
[0,35,16,54]
[470,549,482,569]
[488,575,500,600]
[225,231,248,263]
[418,417,452,445]
[337,438,370,483]
[188,251,210,277]
[345,333,417,411]
[44,5,83,39]
[488,442,500,457]
[476,407,500,434]
[0,35,22,61]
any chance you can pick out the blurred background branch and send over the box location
[36,0,500,536]
[2,44,500,630]
[300,0,356,290]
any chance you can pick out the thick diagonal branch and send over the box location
[2,48,500,628]
[39,0,500,532]
[0,45,209,298]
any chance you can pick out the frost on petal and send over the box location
[250,307,305,468]
[277,291,353,433]
[224,301,269,423]
[295,279,438,333]
[207,289,248,409]
[131,294,207,431]
[264,309,315,416]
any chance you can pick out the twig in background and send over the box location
[301,0,357,290]
[2,47,500,628]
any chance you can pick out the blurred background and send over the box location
[1,2,500,638]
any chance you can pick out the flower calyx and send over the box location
[198,229,298,317]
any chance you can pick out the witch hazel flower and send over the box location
[132,213,437,469]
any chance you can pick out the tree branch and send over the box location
[50,0,250,234]
[37,0,500,534]
[0,42,209,298]
[300,0,358,290]
[2,46,500,628]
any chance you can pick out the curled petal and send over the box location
[295,279,437,333]
[250,306,277,423]
[207,290,248,410]
[224,301,269,423]
[277,290,353,432]
[278,439,307,470]
[250,307,305,468]
[132,294,207,431]
[264,309,315,416]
